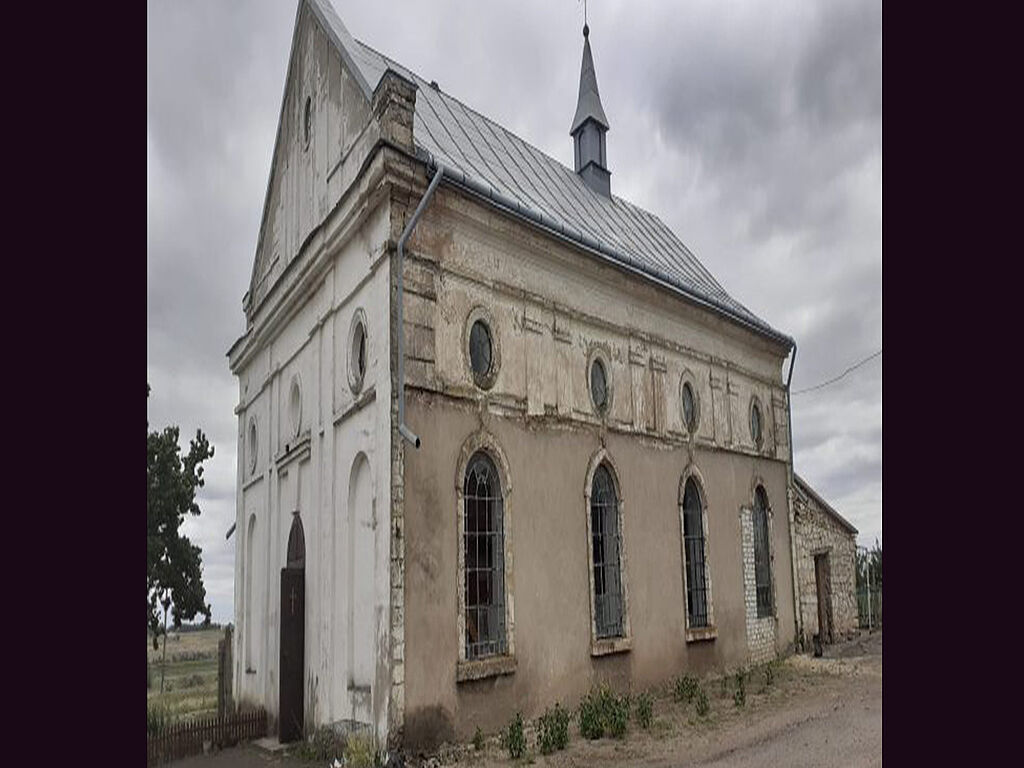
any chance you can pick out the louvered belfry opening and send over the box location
[463,452,507,660]
[591,464,624,638]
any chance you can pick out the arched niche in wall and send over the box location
[347,452,375,694]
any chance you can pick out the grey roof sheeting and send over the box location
[310,0,792,346]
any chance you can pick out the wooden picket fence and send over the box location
[147,707,267,766]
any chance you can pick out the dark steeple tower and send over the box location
[570,23,611,197]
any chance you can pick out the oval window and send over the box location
[750,400,763,448]
[682,381,697,433]
[469,319,493,379]
[590,357,608,414]
[349,313,368,394]
[247,418,258,475]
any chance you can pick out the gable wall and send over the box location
[249,2,373,315]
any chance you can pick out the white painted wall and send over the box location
[232,198,393,742]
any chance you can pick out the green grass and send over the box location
[147,628,223,724]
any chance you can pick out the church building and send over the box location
[228,0,804,751]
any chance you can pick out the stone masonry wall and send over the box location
[793,482,858,647]
[740,508,777,665]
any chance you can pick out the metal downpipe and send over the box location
[396,164,445,448]
[784,343,802,648]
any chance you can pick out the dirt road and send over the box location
[445,630,881,768]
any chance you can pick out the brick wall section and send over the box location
[792,482,858,647]
[739,508,777,665]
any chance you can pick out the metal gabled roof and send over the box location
[307,0,792,346]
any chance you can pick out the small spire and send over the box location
[570,20,612,197]
[570,28,610,134]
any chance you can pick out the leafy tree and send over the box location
[147,383,213,647]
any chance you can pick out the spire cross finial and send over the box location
[579,0,588,35]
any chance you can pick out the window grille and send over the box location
[590,464,624,638]
[682,478,709,628]
[753,486,773,617]
[463,452,506,660]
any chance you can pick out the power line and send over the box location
[792,349,881,395]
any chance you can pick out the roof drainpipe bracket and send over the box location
[396,163,445,448]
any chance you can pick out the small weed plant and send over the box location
[345,733,381,768]
[473,725,485,751]
[634,692,653,729]
[607,695,629,739]
[578,684,631,740]
[762,661,776,688]
[536,703,570,754]
[695,686,710,717]
[295,726,346,762]
[733,669,746,708]
[673,674,699,703]
[501,712,526,759]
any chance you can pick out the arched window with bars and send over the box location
[681,477,710,629]
[753,485,774,617]
[463,451,507,660]
[590,464,624,639]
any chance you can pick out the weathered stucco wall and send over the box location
[401,398,794,745]
[793,482,858,647]
[247,1,373,315]
[392,175,797,747]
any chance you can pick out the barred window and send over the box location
[591,464,624,638]
[682,478,709,628]
[463,452,506,660]
[753,486,773,617]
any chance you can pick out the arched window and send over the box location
[682,478,709,628]
[464,451,506,660]
[753,486,773,617]
[591,464,624,638]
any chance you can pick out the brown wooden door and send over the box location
[279,567,304,743]
[814,553,834,645]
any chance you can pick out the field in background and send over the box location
[147,627,223,722]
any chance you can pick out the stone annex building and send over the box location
[227,0,855,750]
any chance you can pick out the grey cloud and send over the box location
[147,0,881,622]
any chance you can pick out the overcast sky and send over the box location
[147,0,881,625]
